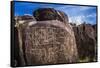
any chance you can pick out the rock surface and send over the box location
[23,20,78,65]
[15,19,78,66]
[72,23,97,61]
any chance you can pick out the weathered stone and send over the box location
[22,20,78,65]
[14,16,37,66]
[33,8,68,24]
[15,18,78,66]
[72,23,97,62]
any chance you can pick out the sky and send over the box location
[13,1,97,25]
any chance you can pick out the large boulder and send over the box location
[72,23,97,62]
[33,8,69,24]
[22,20,78,65]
